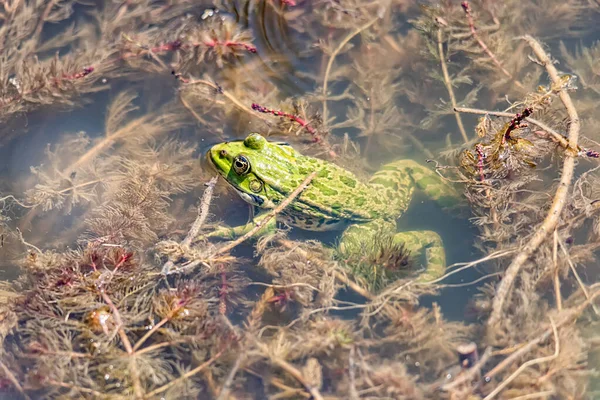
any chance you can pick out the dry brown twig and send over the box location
[552,230,562,311]
[161,176,218,274]
[557,234,600,316]
[98,289,144,399]
[211,171,317,257]
[487,35,582,330]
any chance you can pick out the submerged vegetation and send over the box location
[1,0,600,398]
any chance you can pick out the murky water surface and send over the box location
[1,0,600,398]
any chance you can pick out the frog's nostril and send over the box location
[220,150,228,157]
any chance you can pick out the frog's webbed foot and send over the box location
[391,230,446,283]
[201,213,278,240]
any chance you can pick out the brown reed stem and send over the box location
[487,35,581,330]
[484,289,600,387]
[186,79,271,123]
[99,290,143,399]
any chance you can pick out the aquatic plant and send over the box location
[1,0,600,399]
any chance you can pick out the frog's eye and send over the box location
[249,179,263,193]
[233,155,251,175]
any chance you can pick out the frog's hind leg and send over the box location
[392,230,446,283]
[369,159,460,212]
[338,221,447,285]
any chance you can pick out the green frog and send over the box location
[207,133,460,282]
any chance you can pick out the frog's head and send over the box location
[208,133,304,208]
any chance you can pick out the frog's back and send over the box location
[282,155,408,231]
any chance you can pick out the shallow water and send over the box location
[2,0,600,398]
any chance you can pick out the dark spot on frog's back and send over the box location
[317,169,330,178]
[339,175,357,188]
[331,201,343,209]
[304,192,317,200]
[353,197,366,206]
[312,180,338,196]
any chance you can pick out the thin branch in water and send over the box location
[15,227,42,253]
[212,171,316,256]
[322,17,379,125]
[483,317,559,400]
[171,171,317,274]
[557,234,600,316]
[182,176,218,247]
[215,353,243,400]
[46,379,114,399]
[0,195,34,208]
[98,290,144,399]
[439,347,492,392]
[437,28,469,143]
[179,92,209,126]
[483,290,600,386]
[144,350,225,398]
[553,230,562,311]
[460,1,524,89]
[0,360,31,400]
[184,78,271,123]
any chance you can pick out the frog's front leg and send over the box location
[204,212,277,240]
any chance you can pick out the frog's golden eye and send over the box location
[249,179,263,193]
[233,155,250,175]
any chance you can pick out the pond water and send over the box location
[1,0,599,399]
